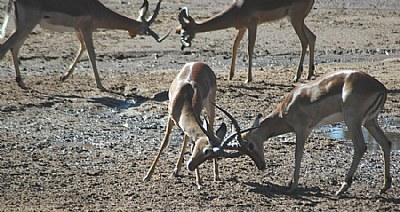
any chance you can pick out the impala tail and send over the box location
[0,0,14,39]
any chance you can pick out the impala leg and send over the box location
[336,117,366,196]
[195,168,202,189]
[61,32,87,82]
[1,24,37,89]
[10,37,29,89]
[246,23,257,83]
[143,117,174,182]
[80,30,106,91]
[304,24,316,80]
[229,29,245,81]
[288,127,311,193]
[290,19,308,82]
[172,134,190,177]
[192,143,202,189]
[364,119,392,194]
[205,92,220,181]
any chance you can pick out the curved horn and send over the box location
[178,7,188,25]
[138,0,169,43]
[212,103,244,143]
[147,28,171,43]
[138,0,149,22]
[194,115,217,145]
[146,0,162,26]
[178,7,195,25]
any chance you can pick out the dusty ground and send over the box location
[0,0,400,211]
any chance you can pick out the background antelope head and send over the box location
[176,7,195,50]
[214,105,266,170]
[136,0,170,42]
[187,117,227,172]
[187,104,265,171]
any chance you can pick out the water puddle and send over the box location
[316,118,400,150]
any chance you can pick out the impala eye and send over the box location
[204,148,212,156]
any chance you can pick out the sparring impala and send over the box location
[176,0,316,83]
[0,0,168,91]
[210,70,392,195]
[143,62,229,189]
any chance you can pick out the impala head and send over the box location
[176,7,196,50]
[134,0,169,42]
[187,117,227,171]
[214,104,266,170]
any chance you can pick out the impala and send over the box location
[143,62,229,189]
[211,70,392,195]
[176,0,316,83]
[0,0,168,91]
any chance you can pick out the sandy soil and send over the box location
[0,0,400,211]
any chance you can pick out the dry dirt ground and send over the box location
[0,0,400,211]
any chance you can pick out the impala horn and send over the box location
[194,115,218,146]
[212,103,260,151]
[193,115,241,158]
[138,0,170,42]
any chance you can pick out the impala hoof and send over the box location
[97,85,108,92]
[143,175,151,182]
[18,82,29,90]
[380,176,392,194]
[307,74,316,80]
[336,181,351,196]
[16,77,29,90]
[172,168,180,177]
[287,181,298,194]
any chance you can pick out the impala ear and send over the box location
[202,117,210,132]
[251,114,262,128]
[215,123,227,141]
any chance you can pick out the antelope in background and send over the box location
[206,70,392,195]
[0,0,168,91]
[176,0,316,83]
[143,62,228,189]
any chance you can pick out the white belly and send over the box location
[39,12,83,32]
[39,21,76,32]
[315,112,344,128]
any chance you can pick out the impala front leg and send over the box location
[191,143,202,189]
[288,128,310,193]
[81,31,107,91]
[144,118,174,182]
[173,134,190,177]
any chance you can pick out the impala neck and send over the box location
[194,6,240,33]
[174,85,204,141]
[180,105,204,140]
[94,7,142,31]
[251,114,293,141]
